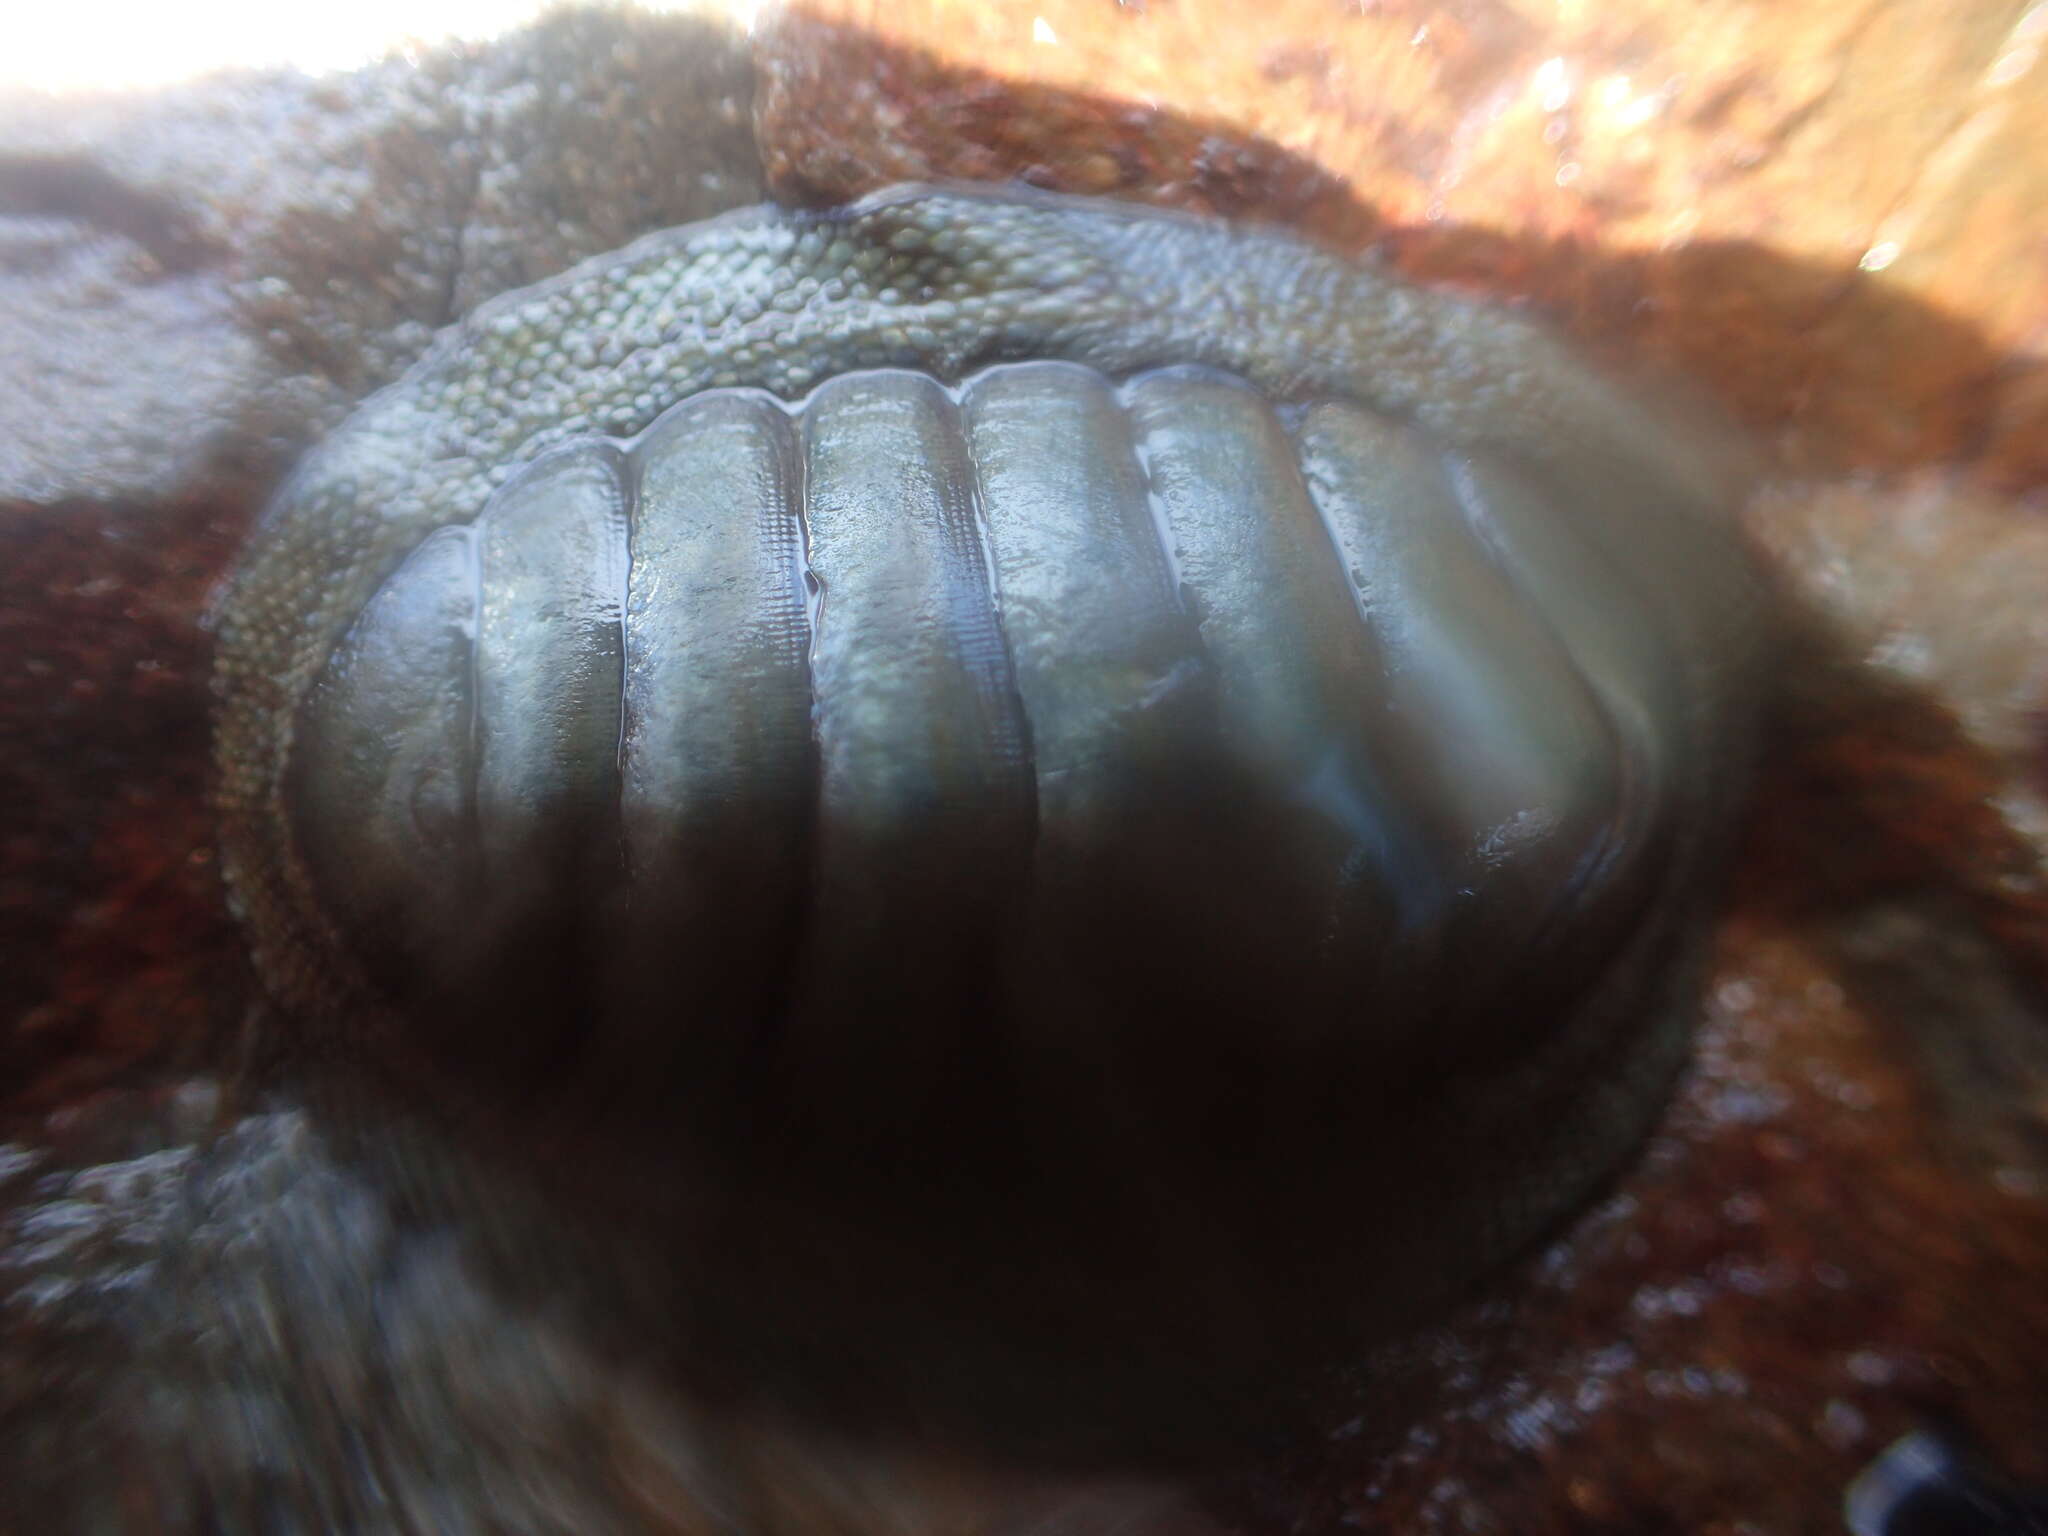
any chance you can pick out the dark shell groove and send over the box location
[212,184,1770,1455]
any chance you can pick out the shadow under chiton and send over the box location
[212,184,1770,1457]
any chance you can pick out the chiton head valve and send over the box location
[212,185,1771,1458]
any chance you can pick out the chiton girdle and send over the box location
[211,184,1770,1456]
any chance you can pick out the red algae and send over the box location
[1262,917,2048,1531]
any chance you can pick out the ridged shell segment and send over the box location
[219,190,1771,1448]
[288,360,1724,1064]
[216,186,1756,1038]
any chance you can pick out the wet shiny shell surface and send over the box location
[296,359,1676,1066]
[213,186,1769,1455]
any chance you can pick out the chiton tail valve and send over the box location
[211,183,1773,1462]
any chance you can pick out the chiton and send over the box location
[212,185,1770,1454]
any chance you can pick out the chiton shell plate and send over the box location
[211,185,1771,1452]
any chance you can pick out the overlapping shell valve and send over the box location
[212,184,1771,1452]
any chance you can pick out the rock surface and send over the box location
[4,1,2048,1532]
[0,7,759,506]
